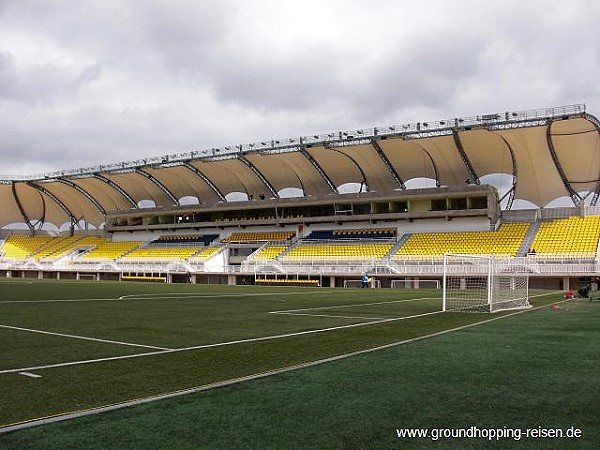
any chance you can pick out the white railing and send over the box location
[2,255,599,276]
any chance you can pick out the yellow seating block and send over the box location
[122,246,201,260]
[530,216,600,256]
[395,223,530,257]
[1,235,54,259]
[253,245,288,260]
[284,243,393,260]
[81,240,142,260]
[223,231,294,242]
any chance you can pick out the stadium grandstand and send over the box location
[1,103,600,290]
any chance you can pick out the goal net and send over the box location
[77,273,98,281]
[442,254,530,313]
[391,279,441,289]
[343,279,381,288]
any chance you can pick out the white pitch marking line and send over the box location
[272,312,388,320]
[0,310,442,376]
[269,296,435,314]
[118,291,335,300]
[0,350,171,376]
[0,291,325,304]
[0,293,566,434]
[18,372,42,379]
[0,292,562,377]
[0,298,124,304]
[0,324,172,351]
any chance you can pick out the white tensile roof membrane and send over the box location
[1,109,598,229]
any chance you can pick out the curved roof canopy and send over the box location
[1,104,599,230]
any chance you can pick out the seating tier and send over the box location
[394,223,530,257]
[284,243,393,260]
[530,216,600,256]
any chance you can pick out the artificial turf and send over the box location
[1,280,593,449]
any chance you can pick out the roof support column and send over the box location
[546,120,581,205]
[453,130,479,184]
[56,178,106,215]
[328,147,369,192]
[584,113,600,206]
[237,154,278,198]
[27,182,77,232]
[11,182,36,235]
[299,148,338,194]
[93,174,137,208]
[181,162,226,202]
[135,168,178,205]
[492,134,519,210]
[371,139,405,189]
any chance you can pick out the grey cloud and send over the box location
[174,4,489,118]
[0,54,102,105]
[0,52,16,93]
[345,34,486,121]
[0,0,599,175]
[133,0,236,74]
[209,45,349,111]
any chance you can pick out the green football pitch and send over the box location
[0,279,598,449]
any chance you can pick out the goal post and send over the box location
[442,254,530,313]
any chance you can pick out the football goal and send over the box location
[77,273,98,281]
[391,279,441,289]
[343,279,381,288]
[442,254,530,313]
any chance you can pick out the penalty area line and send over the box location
[0,292,562,378]
[0,309,444,376]
[0,298,122,304]
[271,312,389,320]
[0,324,172,351]
[269,296,436,314]
[117,290,339,300]
[0,294,566,434]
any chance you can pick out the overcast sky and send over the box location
[1,0,599,176]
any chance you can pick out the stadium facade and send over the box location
[1,104,599,291]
